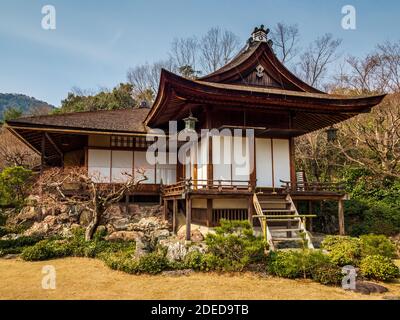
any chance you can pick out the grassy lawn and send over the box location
[0,257,399,300]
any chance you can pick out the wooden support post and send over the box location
[289,137,296,186]
[40,133,46,173]
[163,199,168,221]
[125,194,129,214]
[287,219,292,238]
[206,199,212,227]
[308,200,313,232]
[248,196,253,226]
[186,197,192,241]
[207,135,213,188]
[250,134,256,189]
[172,199,178,233]
[338,199,345,235]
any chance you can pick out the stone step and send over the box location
[273,237,304,241]
[262,209,295,213]
[259,200,290,204]
[270,228,303,232]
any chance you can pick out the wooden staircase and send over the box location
[253,193,316,250]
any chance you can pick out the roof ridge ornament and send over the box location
[249,25,273,48]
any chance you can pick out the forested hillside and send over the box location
[0,93,54,120]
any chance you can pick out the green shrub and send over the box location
[359,234,396,258]
[135,252,168,274]
[205,219,266,271]
[183,250,232,272]
[321,236,361,266]
[21,239,71,261]
[0,235,43,249]
[21,229,135,261]
[266,249,331,279]
[361,204,400,236]
[103,251,168,275]
[0,166,32,208]
[360,255,400,281]
[0,225,28,237]
[311,264,343,285]
[0,235,44,257]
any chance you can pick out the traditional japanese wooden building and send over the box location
[6,25,385,248]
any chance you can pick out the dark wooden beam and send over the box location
[186,197,192,241]
[41,133,46,173]
[45,132,63,157]
[289,137,296,185]
[206,198,212,227]
[173,199,178,233]
[338,199,345,235]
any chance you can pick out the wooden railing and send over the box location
[212,208,248,225]
[162,179,253,197]
[280,180,345,193]
[253,193,274,250]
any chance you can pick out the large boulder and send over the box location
[24,215,59,237]
[8,206,42,227]
[105,231,143,242]
[134,238,150,258]
[79,209,92,226]
[352,281,389,295]
[159,238,207,263]
[177,226,205,242]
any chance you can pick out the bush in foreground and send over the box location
[359,234,396,259]
[266,249,341,285]
[21,229,134,261]
[205,219,267,271]
[0,235,43,257]
[359,255,400,281]
[321,235,362,266]
[102,251,168,275]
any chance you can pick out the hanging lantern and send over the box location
[182,113,198,133]
[326,126,338,142]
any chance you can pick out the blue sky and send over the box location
[0,0,399,106]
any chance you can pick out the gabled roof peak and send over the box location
[250,24,273,47]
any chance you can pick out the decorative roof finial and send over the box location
[251,24,270,43]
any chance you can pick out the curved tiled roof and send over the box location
[7,107,150,133]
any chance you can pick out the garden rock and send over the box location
[159,238,207,263]
[79,209,92,226]
[162,269,193,276]
[177,226,204,242]
[106,231,143,242]
[8,206,42,227]
[164,241,188,262]
[134,238,149,258]
[350,281,389,295]
[24,215,66,237]
[1,233,21,240]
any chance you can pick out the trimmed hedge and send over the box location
[0,235,43,257]
[360,255,400,281]
[321,235,362,266]
[102,251,168,275]
[266,249,341,285]
[21,229,134,261]
[359,234,396,259]
[204,219,267,271]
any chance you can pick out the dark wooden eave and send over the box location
[145,69,385,135]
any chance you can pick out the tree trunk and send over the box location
[85,208,102,241]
